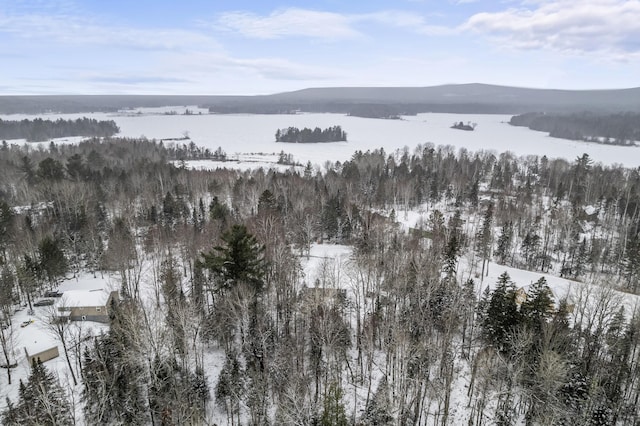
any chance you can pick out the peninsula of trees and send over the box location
[275,125,347,143]
[0,117,119,142]
[509,111,640,146]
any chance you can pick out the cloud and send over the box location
[355,11,456,36]
[0,11,221,52]
[215,8,456,40]
[84,75,192,85]
[462,0,640,59]
[216,8,360,40]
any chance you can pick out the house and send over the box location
[56,289,119,323]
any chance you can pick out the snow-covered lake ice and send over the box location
[3,110,639,167]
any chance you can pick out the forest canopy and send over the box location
[0,117,120,142]
[275,126,347,143]
[3,137,640,424]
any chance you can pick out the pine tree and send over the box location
[201,224,266,293]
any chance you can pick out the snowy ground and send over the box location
[174,153,305,173]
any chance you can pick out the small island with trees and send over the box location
[275,126,347,143]
[451,121,476,131]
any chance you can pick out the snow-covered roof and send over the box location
[56,289,113,308]
[20,321,58,357]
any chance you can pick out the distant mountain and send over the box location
[2,84,640,114]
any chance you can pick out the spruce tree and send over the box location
[2,360,73,426]
[480,272,522,353]
[495,221,513,265]
[521,277,555,332]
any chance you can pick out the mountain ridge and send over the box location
[2,83,640,114]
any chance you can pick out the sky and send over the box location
[1,0,640,95]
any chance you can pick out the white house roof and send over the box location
[56,289,113,308]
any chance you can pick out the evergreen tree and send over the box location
[38,235,67,287]
[480,272,522,353]
[495,221,513,265]
[0,200,13,264]
[319,382,349,426]
[521,277,555,332]
[148,356,209,425]
[215,350,245,423]
[82,301,148,424]
[476,202,494,279]
[2,360,73,426]
[201,224,266,293]
[361,376,393,425]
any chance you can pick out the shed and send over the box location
[24,345,59,364]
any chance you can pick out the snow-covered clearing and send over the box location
[174,154,304,173]
[0,273,114,414]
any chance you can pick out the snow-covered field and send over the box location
[3,109,639,167]
[173,154,305,173]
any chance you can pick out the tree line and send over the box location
[275,126,347,143]
[0,117,120,142]
[510,112,640,146]
[1,137,640,423]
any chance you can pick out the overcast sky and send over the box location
[2,0,639,94]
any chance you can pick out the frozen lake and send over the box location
[3,110,639,167]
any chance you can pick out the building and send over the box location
[24,345,59,364]
[56,289,119,323]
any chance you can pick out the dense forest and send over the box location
[347,104,402,119]
[275,126,347,143]
[2,137,640,424]
[509,112,640,146]
[0,117,120,142]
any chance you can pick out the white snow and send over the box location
[56,289,112,308]
[301,244,353,290]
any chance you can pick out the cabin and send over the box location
[56,289,119,323]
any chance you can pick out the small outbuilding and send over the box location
[24,344,59,364]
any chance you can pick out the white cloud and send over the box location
[0,12,221,52]
[355,11,457,36]
[216,8,360,40]
[462,0,640,59]
[215,8,456,40]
